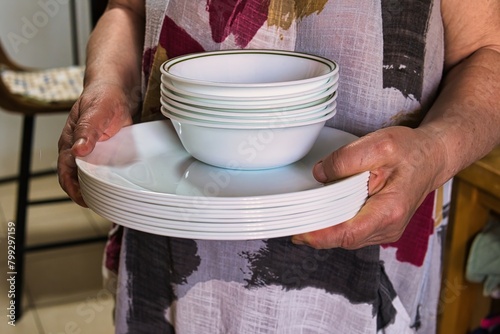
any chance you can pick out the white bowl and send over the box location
[160,93,337,119]
[160,82,338,111]
[160,73,339,104]
[160,50,339,97]
[161,98,337,124]
[166,116,331,170]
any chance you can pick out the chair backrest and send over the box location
[0,39,24,71]
[0,40,25,111]
[0,38,76,114]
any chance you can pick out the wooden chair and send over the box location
[0,40,106,321]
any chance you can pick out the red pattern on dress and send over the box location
[382,191,436,267]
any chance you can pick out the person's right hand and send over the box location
[58,82,137,207]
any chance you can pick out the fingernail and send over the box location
[313,161,328,182]
[74,138,87,147]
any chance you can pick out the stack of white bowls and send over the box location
[159,49,339,170]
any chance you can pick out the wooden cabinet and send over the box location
[438,146,500,334]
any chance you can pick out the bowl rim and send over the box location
[160,49,339,89]
[161,103,337,130]
[160,73,339,102]
[160,91,338,118]
[162,99,336,123]
[160,82,339,111]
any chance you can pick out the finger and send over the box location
[71,114,111,157]
[314,156,390,198]
[291,191,408,249]
[313,131,398,183]
[57,106,86,206]
[71,98,132,158]
[57,147,87,207]
[367,169,390,196]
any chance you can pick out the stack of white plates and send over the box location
[77,121,369,240]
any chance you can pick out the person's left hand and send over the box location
[291,125,445,249]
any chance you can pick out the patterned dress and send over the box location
[106,1,452,333]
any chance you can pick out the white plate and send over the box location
[79,151,367,202]
[79,169,367,210]
[76,120,368,206]
[79,173,367,216]
[83,191,362,239]
[83,190,365,231]
[86,210,363,239]
[80,175,367,221]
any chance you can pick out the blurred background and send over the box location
[0,0,107,177]
[0,1,114,333]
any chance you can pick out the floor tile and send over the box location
[28,174,68,200]
[0,174,71,224]
[0,309,41,334]
[0,174,108,247]
[25,202,103,247]
[0,254,41,333]
[25,243,107,307]
[36,291,115,334]
[0,234,31,312]
[0,170,114,334]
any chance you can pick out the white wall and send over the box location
[0,0,91,178]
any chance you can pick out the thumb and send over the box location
[312,133,393,195]
[313,139,372,182]
[71,102,132,158]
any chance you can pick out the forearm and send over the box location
[83,1,145,109]
[419,47,500,188]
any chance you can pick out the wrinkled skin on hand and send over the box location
[292,126,445,250]
[57,83,136,207]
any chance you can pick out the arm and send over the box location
[292,0,500,249]
[419,0,500,185]
[82,0,145,102]
[58,0,145,206]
